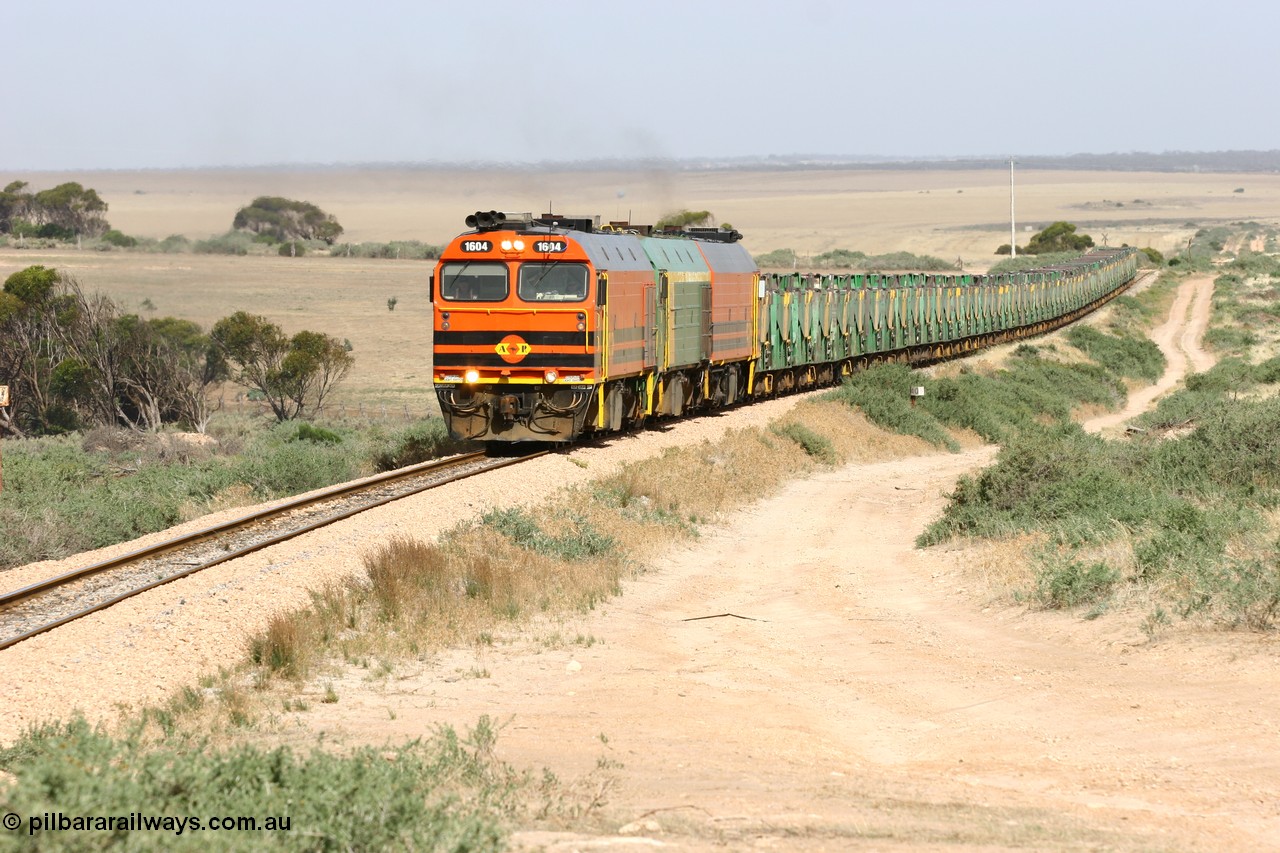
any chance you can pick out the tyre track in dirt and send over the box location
[1085,275,1215,435]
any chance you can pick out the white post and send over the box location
[1010,157,1017,258]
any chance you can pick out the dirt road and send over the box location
[303,273,1280,850]
[1084,275,1215,435]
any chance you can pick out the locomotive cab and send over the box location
[432,213,600,442]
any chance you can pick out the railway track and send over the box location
[0,268,1154,655]
[0,449,547,651]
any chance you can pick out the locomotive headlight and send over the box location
[464,369,480,384]
[544,370,559,384]
[500,240,513,251]
[513,240,525,251]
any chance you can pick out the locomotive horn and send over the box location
[466,210,511,231]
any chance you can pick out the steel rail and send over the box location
[0,449,547,651]
[0,450,494,608]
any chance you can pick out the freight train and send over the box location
[430,211,1139,442]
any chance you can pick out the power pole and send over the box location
[1010,157,1017,259]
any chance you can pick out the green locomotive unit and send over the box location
[431,212,1139,442]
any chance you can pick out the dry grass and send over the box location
[947,533,1046,604]
[228,399,932,699]
[181,483,256,521]
[943,502,1280,635]
[242,523,632,686]
[776,400,936,462]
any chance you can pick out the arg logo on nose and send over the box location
[495,335,531,364]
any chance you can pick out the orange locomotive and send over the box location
[431,211,757,442]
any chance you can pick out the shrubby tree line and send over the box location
[0,266,353,437]
[232,196,343,255]
[656,209,717,229]
[234,196,344,243]
[0,180,449,260]
[996,221,1095,256]
[994,222,1166,270]
[753,246,958,271]
[0,181,110,239]
[209,311,353,422]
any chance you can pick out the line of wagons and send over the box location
[430,212,1139,442]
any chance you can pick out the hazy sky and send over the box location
[8,0,1276,171]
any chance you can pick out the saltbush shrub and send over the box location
[0,423,372,570]
[193,231,256,255]
[100,229,137,248]
[329,241,442,260]
[1065,325,1165,381]
[370,419,473,471]
[479,507,616,561]
[1036,553,1120,608]
[772,422,837,464]
[0,717,516,851]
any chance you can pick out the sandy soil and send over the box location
[277,274,1280,851]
